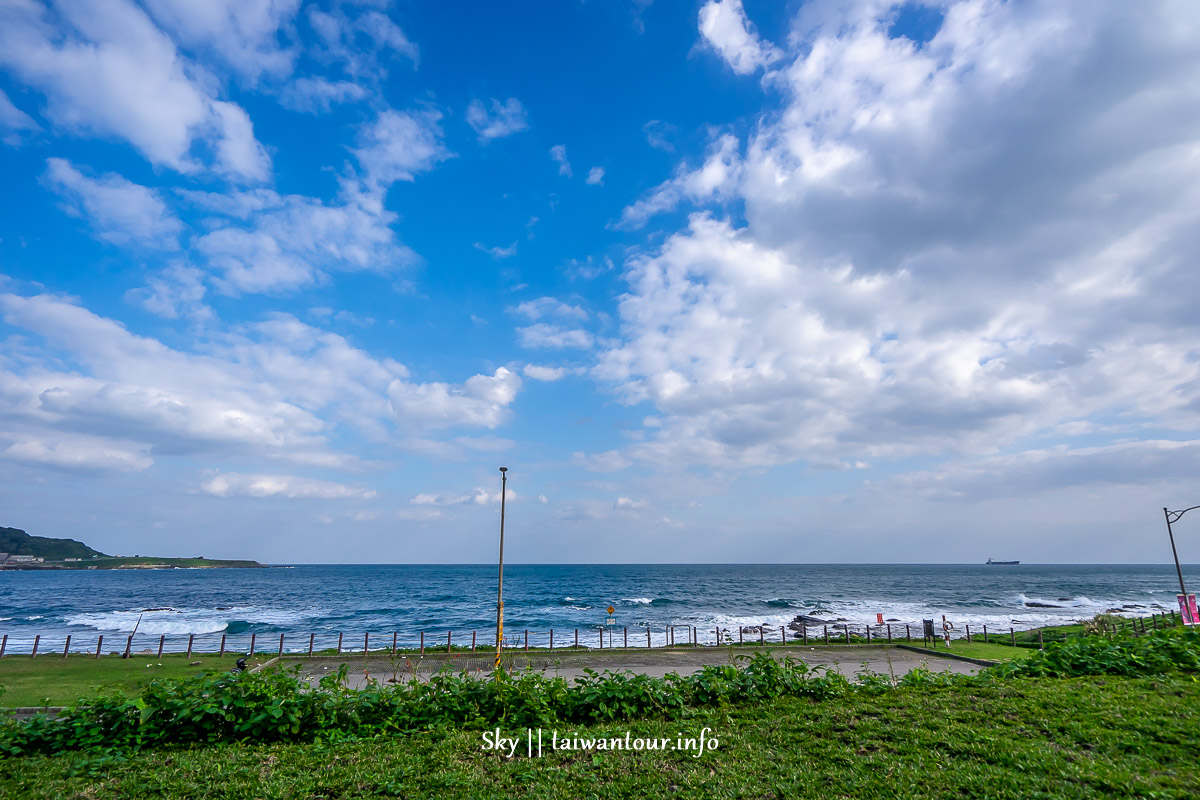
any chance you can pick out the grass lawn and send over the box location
[901,640,1038,662]
[2,674,1197,799]
[0,653,272,708]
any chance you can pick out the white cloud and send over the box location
[142,0,300,83]
[410,486,516,505]
[697,0,782,75]
[614,134,741,229]
[0,0,270,180]
[0,433,152,473]
[517,324,594,350]
[308,7,418,74]
[0,88,39,145]
[43,158,182,249]
[277,77,367,113]
[509,297,588,321]
[188,185,417,294]
[474,242,518,258]
[594,0,1200,474]
[613,496,647,510]
[354,109,452,191]
[0,293,522,475]
[466,97,529,141]
[388,367,521,430]
[586,166,605,185]
[523,364,567,382]
[201,472,375,499]
[125,264,209,320]
[643,120,676,152]
[549,144,572,177]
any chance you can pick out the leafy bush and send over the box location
[991,627,1200,679]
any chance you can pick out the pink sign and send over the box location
[1178,594,1199,626]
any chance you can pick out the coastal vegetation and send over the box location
[0,525,264,569]
[0,627,1197,797]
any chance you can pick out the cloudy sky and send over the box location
[1,0,1198,564]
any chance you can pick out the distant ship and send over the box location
[986,558,1020,565]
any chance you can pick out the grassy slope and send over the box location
[0,654,272,708]
[2,675,1197,799]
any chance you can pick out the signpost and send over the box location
[1179,594,1199,626]
[494,467,508,671]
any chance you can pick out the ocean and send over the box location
[0,563,1194,655]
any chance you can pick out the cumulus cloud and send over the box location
[474,242,517,258]
[509,297,588,321]
[517,324,593,350]
[307,6,418,75]
[586,166,605,185]
[523,364,568,382]
[614,134,741,229]
[697,0,782,75]
[549,144,571,176]
[0,293,524,474]
[467,97,529,141]
[43,158,182,249]
[593,0,1200,474]
[409,486,516,506]
[142,0,300,83]
[0,0,270,180]
[201,472,375,499]
[0,433,152,473]
[354,109,452,191]
[388,367,521,430]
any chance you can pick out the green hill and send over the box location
[0,526,108,561]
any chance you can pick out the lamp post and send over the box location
[1163,505,1199,598]
[495,467,508,671]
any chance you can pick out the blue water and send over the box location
[0,563,1194,654]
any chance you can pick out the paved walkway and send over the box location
[284,645,984,689]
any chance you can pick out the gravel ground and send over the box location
[282,645,983,688]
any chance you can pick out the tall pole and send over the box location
[1165,506,1188,597]
[495,467,508,671]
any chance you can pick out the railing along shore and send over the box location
[0,610,1183,659]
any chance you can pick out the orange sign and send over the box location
[876,613,884,625]
[607,606,615,615]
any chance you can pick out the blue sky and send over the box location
[1,0,1199,564]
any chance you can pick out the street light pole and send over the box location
[1163,505,1199,598]
[495,467,508,671]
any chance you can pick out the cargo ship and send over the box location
[986,558,1020,565]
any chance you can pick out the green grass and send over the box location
[902,640,1037,662]
[2,674,1197,799]
[0,654,271,708]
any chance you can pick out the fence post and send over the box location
[1152,614,1159,630]
[694,626,699,645]
[1010,628,1016,646]
[759,627,764,646]
[219,634,226,657]
[781,626,786,644]
[803,625,808,645]
[94,635,102,659]
[715,626,720,645]
[365,632,370,654]
[824,625,829,644]
[420,631,424,654]
[599,628,603,649]
[471,631,476,652]
[32,634,40,657]
[906,624,910,643]
[886,625,891,644]
[624,627,628,648]
[64,635,72,658]
[525,630,528,652]
[966,624,971,644]
[157,635,165,659]
[308,633,315,657]
[337,632,343,655]
[448,630,452,651]
[279,634,285,657]
[1038,630,1044,650]
[739,627,743,645]
[983,624,988,642]
[550,629,554,651]
[186,634,194,659]
[575,629,579,648]
[866,626,871,644]
[646,628,651,648]
[0,634,6,658]
[249,633,256,657]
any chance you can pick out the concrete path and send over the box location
[285,645,983,689]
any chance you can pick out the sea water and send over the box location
[0,563,1194,654]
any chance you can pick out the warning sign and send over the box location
[607,605,615,615]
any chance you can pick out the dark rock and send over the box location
[1024,602,1060,608]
